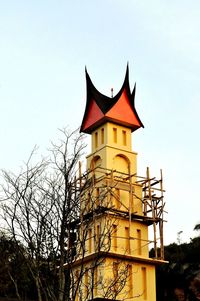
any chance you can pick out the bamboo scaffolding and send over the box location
[66,163,166,261]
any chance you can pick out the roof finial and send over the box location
[111,87,113,98]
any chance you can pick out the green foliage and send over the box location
[156,235,200,301]
[194,223,200,231]
[164,237,200,264]
[0,232,36,300]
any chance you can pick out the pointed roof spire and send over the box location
[80,67,144,133]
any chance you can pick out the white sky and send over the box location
[0,0,199,245]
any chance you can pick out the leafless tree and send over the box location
[0,128,133,301]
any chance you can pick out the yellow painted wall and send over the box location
[73,259,156,301]
[88,122,137,176]
[91,122,132,152]
[100,258,156,301]
[79,215,149,258]
[73,120,157,301]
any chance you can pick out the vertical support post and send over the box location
[110,169,114,208]
[147,167,157,258]
[159,169,164,259]
[79,161,83,232]
[128,163,132,240]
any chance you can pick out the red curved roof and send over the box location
[80,66,144,133]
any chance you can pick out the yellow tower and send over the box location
[70,67,166,301]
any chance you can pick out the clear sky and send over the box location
[0,0,199,245]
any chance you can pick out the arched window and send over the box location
[90,155,102,178]
[113,154,130,175]
[91,155,101,169]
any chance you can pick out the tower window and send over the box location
[101,128,104,144]
[112,224,117,251]
[115,188,120,209]
[87,192,90,212]
[95,132,98,148]
[85,269,88,296]
[96,187,100,207]
[137,229,142,255]
[125,227,130,254]
[142,267,147,300]
[128,264,133,297]
[88,229,92,253]
[113,262,119,293]
[122,130,127,145]
[94,267,98,295]
[113,128,117,143]
[96,225,100,250]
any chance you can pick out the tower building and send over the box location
[69,67,166,301]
